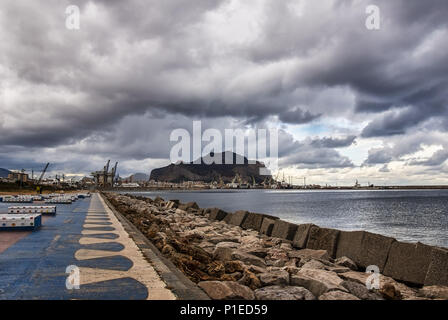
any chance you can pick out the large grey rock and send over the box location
[254,285,315,300]
[245,247,269,259]
[198,281,254,300]
[292,224,315,248]
[232,250,267,268]
[208,208,228,221]
[216,241,240,249]
[306,226,340,258]
[178,201,199,211]
[288,248,330,261]
[290,268,347,297]
[301,259,327,270]
[258,270,290,286]
[334,256,358,271]
[336,231,396,272]
[260,218,276,236]
[318,291,360,300]
[227,210,249,227]
[341,280,383,300]
[418,285,448,300]
[213,247,234,261]
[424,247,448,286]
[271,220,298,241]
[383,242,433,285]
[208,235,240,244]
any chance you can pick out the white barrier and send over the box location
[8,206,57,215]
[45,198,72,204]
[2,196,33,203]
[0,214,42,230]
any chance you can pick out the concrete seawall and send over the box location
[203,205,447,287]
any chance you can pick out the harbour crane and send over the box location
[111,162,118,185]
[37,163,50,184]
[102,160,110,187]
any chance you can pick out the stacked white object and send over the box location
[8,206,57,215]
[45,197,72,204]
[0,214,42,230]
[2,195,33,203]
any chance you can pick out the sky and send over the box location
[1,0,448,185]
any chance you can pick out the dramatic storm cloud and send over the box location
[1,0,447,184]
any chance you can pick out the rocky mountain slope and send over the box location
[149,152,271,183]
[0,168,11,178]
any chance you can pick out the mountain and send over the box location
[129,173,150,182]
[0,168,11,178]
[149,152,271,183]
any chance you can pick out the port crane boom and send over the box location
[37,163,50,184]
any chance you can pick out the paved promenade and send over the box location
[0,193,176,300]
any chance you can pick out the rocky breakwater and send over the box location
[104,193,448,301]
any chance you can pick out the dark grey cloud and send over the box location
[364,147,393,165]
[310,136,356,148]
[281,148,354,169]
[278,132,355,169]
[409,148,448,167]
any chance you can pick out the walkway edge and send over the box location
[100,192,209,300]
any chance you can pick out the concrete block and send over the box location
[223,212,234,224]
[208,208,228,221]
[271,220,298,241]
[227,210,249,227]
[335,231,395,272]
[241,213,278,232]
[335,231,364,262]
[292,224,316,249]
[260,218,276,236]
[306,226,340,258]
[424,247,448,286]
[383,242,433,285]
[358,232,396,272]
[240,212,264,231]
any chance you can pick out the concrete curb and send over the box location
[100,193,210,300]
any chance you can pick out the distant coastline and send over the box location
[106,185,448,192]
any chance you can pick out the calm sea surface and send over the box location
[124,189,448,247]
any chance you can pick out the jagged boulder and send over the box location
[231,250,267,268]
[213,247,234,261]
[318,291,360,300]
[334,256,358,271]
[288,248,330,261]
[255,285,315,300]
[258,270,290,286]
[290,269,347,297]
[198,281,255,300]
[341,280,383,300]
[418,286,448,300]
